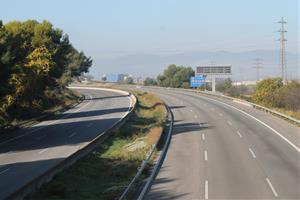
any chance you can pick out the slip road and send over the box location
[0,88,132,200]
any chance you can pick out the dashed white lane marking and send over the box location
[38,148,49,154]
[205,180,209,199]
[202,97,300,153]
[0,168,10,175]
[236,131,243,138]
[87,123,93,127]
[249,148,256,158]
[202,133,205,141]
[266,177,279,198]
[218,113,223,117]
[227,120,232,126]
[204,150,208,161]
[69,132,77,138]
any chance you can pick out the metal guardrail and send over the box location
[6,88,137,200]
[196,90,300,125]
[118,105,174,200]
[148,86,300,125]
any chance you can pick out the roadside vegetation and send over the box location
[26,91,167,200]
[216,78,300,119]
[0,20,92,128]
[156,64,194,88]
[144,64,299,120]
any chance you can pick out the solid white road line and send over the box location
[202,133,205,141]
[87,123,93,127]
[68,132,77,138]
[202,96,300,153]
[38,148,49,154]
[236,131,243,138]
[0,168,10,175]
[205,180,209,199]
[227,120,232,126]
[266,177,279,198]
[249,148,256,158]
[204,150,208,161]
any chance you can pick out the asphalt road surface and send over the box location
[137,87,300,200]
[0,87,132,200]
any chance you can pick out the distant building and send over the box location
[233,80,257,86]
[133,76,144,84]
[103,74,128,83]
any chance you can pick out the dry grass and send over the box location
[146,126,163,146]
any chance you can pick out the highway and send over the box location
[0,87,132,200]
[139,87,300,200]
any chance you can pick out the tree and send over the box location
[0,20,92,122]
[156,64,194,88]
[144,77,157,86]
[124,77,134,84]
[253,78,283,107]
[171,67,194,88]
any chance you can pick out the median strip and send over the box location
[26,91,167,200]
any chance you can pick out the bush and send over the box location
[253,78,300,111]
[253,78,283,107]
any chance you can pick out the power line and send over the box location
[253,58,263,81]
[277,17,288,84]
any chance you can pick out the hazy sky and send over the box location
[2,0,299,78]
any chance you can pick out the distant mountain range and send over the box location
[90,50,299,81]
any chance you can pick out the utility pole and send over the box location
[253,58,263,81]
[277,17,288,84]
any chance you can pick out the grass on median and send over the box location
[26,91,167,200]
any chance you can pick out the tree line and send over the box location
[144,64,194,88]
[0,20,92,123]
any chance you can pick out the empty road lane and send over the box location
[140,87,299,200]
[0,87,132,200]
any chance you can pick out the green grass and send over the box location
[26,91,166,200]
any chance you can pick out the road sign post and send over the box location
[196,66,231,93]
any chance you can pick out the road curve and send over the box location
[0,88,132,200]
[135,87,300,200]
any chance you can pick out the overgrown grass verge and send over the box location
[26,91,167,200]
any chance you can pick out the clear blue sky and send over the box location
[1,0,299,77]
